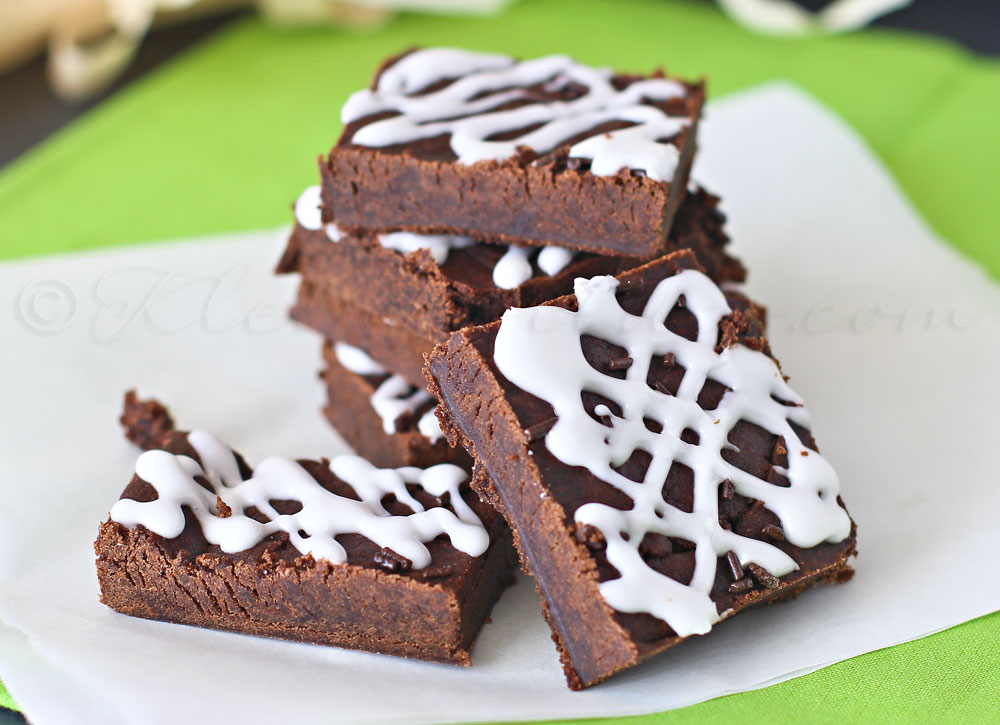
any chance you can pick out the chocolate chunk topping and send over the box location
[720,478,735,500]
[373,547,413,573]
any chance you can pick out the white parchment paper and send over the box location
[0,84,998,724]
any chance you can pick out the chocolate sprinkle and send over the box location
[720,479,735,500]
[725,550,743,581]
[728,578,754,594]
[762,524,786,542]
[607,356,634,371]
[747,562,780,589]
[524,416,557,442]
[373,547,413,573]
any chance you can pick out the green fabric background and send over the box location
[0,0,997,721]
[0,682,15,713]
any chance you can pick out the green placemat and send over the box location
[0,1,997,721]
[0,680,16,712]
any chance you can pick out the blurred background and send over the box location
[1,0,995,166]
[1,0,996,276]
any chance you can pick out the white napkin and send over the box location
[0,84,997,725]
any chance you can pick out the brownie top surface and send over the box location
[336,47,703,179]
[114,395,495,584]
[455,252,854,641]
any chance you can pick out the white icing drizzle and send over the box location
[325,222,342,242]
[294,186,323,231]
[370,375,435,436]
[493,245,577,289]
[493,246,533,289]
[110,431,488,567]
[417,408,444,445]
[293,185,342,242]
[536,246,576,277]
[342,48,690,181]
[334,342,387,376]
[377,231,476,265]
[333,343,444,444]
[493,271,851,637]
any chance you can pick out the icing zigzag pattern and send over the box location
[494,271,852,637]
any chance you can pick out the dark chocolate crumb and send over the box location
[524,417,558,442]
[725,550,743,581]
[747,562,780,589]
[728,578,754,594]
[412,563,454,581]
[607,356,634,371]
[616,279,645,296]
[772,436,788,462]
[574,524,607,551]
[373,547,413,573]
[638,533,673,558]
[762,524,786,542]
[429,490,452,509]
[720,479,735,500]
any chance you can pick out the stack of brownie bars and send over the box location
[96,48,856,691]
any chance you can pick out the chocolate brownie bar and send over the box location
[293,287,433,387]
[281,185,744,385]
[321,341,470,468]
[322,48,705,257]
[426,251,856,688]
[96,393,515,665]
